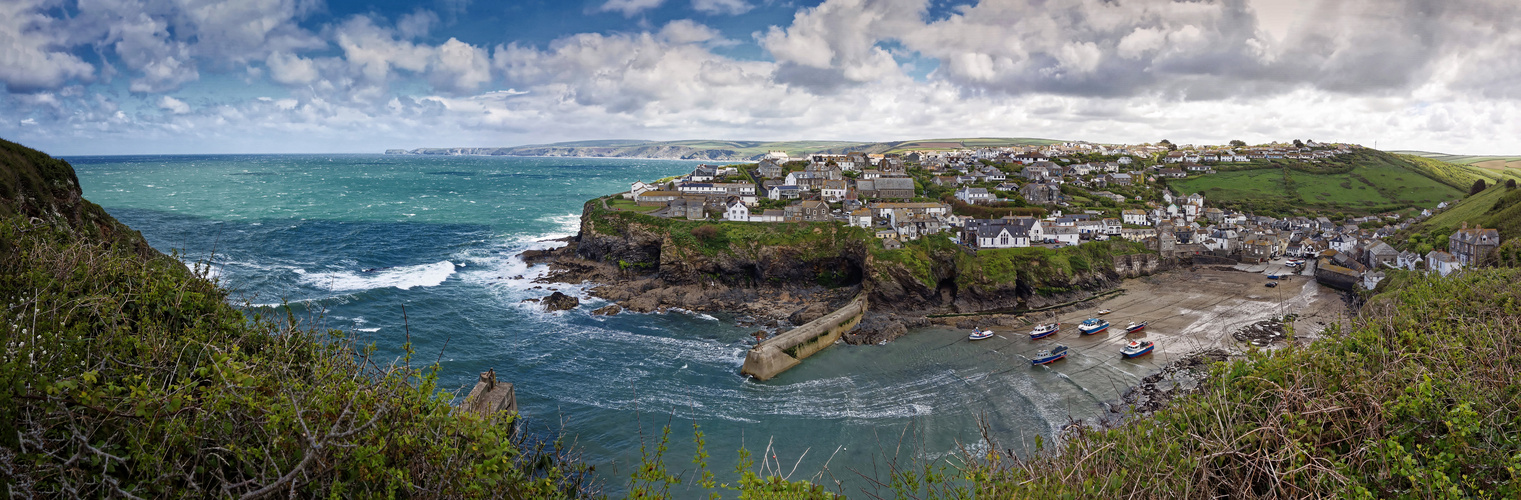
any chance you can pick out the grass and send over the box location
[606,198,658,212]
[1170,150,1465,215]
[1398,183,1521,253]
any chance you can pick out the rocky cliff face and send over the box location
[562,202,1173,324]
[861,249,1172,315]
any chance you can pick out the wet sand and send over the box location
[1010,260,1349,374]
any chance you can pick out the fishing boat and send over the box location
[968,327,994,341]
[1097,309,1112,315]
[1125,321,1148,333]
[1077,318,1110,335]
[1029,323,1060,340]
[1121,340,1155,358]
[1031,345,1069,365]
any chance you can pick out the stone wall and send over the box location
[741,295,868,381]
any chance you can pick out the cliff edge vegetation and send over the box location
[0,140,593,497]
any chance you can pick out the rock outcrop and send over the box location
[539,292,580,311]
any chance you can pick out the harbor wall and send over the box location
[742,295,868,381]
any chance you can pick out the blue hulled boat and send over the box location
[1078,318,1110,335]
[1029,323,1060,340]
[1121,340,1155,358]
[1031,345,1069,365]
[968,327,994,341]
[1125,321,1148,334]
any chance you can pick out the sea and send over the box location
[69,154,1160,496]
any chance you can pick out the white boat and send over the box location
[1030,323,1059,339]
[968,328,994,341]
[1121,340,1155,358]
[1097,309,1112,315]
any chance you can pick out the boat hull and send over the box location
[968,332,993,341]
[1125,324,1146,333]
[1031,353,1067,365]
[1122,345,1154,358]
[1078,324,1109,335]
[1029,330,1057,340]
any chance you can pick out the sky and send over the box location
[3,0,1520,155]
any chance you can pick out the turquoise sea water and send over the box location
[70,154,1158,496]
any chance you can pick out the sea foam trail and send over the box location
[296,261,456,291]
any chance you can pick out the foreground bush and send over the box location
[964,269,1521,498]
[0,216,592,497]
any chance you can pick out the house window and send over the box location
[1000,235,1009,246]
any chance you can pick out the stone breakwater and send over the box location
[741,295,868,381]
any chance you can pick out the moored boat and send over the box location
[968,327,994,341]
[1029,323,1060,339]
[1121,340,1154,358]
[1078,318,1109,335]
[1097,309,1112,315]
[1125,321,1147,333]
[1031,345,1069,365]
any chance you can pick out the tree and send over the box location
[1293,139,1305,148]
[1470,179,1488,195]
[1507,179,1517,189]
[1229,140,1247,147]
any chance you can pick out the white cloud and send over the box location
[692,0,751,15]
[0,0,95,91]
[5,0,1521,156]
[265,51,318,85]
[431,38,492,93]
[158,95,190,114]
[598,0,665,17]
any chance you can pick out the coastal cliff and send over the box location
[540,197,1171,342]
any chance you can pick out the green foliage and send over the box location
[1397,183,1521,253]
[953,269,1521,497]
[1170,150,1466,216]
[0,216,592,497]
[956,240,1149,292]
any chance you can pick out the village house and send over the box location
[1159,168,1186,179]
[784,200,831,222]
[870,177,916,200]
[821,179,848,202]
[724,199,750,221]
[756,160,785,179]
[1448,224,1500,266]
[1122,209,1147,226]
[955,187,994,205]
[849,208,872,228]
[767,185,801,200]
[1425,250,1462,276]
[1019,182,1064,205]
[963,217,1044,249]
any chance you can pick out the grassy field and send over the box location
[606,198,658,212]
[1392,151,1521,175]
[1170,151,1466,215]
[1397,183,1521,253]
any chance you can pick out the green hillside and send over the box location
[1397,181,1521,253]
[1168,150,1470,216]
[1392,151,1521,177]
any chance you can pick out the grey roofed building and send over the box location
[872,177,916,199]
